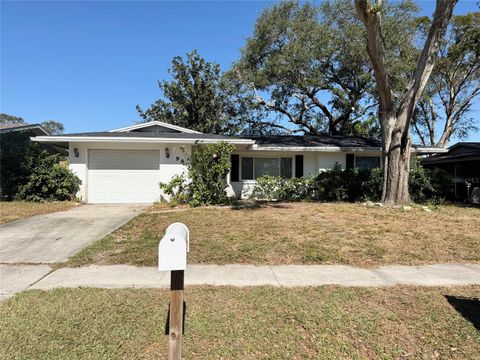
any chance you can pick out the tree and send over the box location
[40,120,64,135]
[137,51,243,135]
[231,0,419,136]
[413,12,480,147]
[0,113,24,124]
[355,0,457,204]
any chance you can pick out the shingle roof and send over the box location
[422,142,480,164]
[248,134,382,148]
[0,123,49,135]
[44,131,386,148]
[0,123,25,130]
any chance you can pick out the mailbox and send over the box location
[158,222,189,272]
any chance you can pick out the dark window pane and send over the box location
[255,158,279,178]
[355,156,381,170]
[241,157,254,180]
[280,158,292,178]
[295,155,304,178]
[230,154,239,182]
[346,154,355,170]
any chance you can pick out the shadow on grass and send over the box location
[230,200,294,211]
[445,295,480,331]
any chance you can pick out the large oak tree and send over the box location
[355,0,457,204]
[231,0,419,137]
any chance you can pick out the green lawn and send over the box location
[66,202,480,267]
[1,286,479,359]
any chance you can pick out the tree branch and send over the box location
[397,0,457,124]
[249,82,322,135]
[354,0,395,119]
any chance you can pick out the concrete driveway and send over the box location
[0,204,144,264]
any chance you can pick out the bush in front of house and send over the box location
[251,162,449,204]
[252,164,383,202]
[188,142,236,206]
[0,131,32,199]
[252,176,315,201]
[159,141,235,207]
[313,164,383,202]
[409,160,453,203]
[159,174,191,205]
[15,149,81,202]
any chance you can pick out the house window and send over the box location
[241,157,254,180]
[255,158,279,178]
[355,156,381,170]
[241,157,293,180]
[281,158,292,178]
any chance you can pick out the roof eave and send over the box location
[412,146,448,154]
[31,136,255,145]
[250,145,382,152]
[1,124,49,136]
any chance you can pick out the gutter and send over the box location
[251,145,448,154]
[31,136,256,145]
[250,145,382,152]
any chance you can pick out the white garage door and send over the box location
[88,149,160,203]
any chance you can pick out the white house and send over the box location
[33,121,445,203]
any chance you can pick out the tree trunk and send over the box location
[382,120,411,204]
[355,0,456,205]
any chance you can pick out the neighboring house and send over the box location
[0,123,67,155]
[422,142,480,202]
[33,121,445,203]
[0,123,49,136]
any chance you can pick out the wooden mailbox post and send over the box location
[159,222,189,360]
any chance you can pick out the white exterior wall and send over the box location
[227,151,346,199]
[318,153,346,171]
[69,142,190,203]
[227,150,382,199]
[304,153,319,177]
[68,141,382,202]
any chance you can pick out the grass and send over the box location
[0,286,479,359]
[0,201,78,224]
[66,202,480,267]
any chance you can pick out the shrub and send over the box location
[252,164,383,202]
[188,142,235,206]
[159,141,235,207]
[252,176,314,201]
[409,160,452,203]
[159,174,191,205]
[308,164,383,202]
[251,162,450,204]
[0,131,32,199]
[15,150,81,202]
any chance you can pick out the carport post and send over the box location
[169,270,184,360]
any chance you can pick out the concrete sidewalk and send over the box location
[28,263,480,290]
[2,263,479,300]
[0,265,51,300]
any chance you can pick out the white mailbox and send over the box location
[158,222,189,272]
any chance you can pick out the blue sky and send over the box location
[1,0,479,142]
